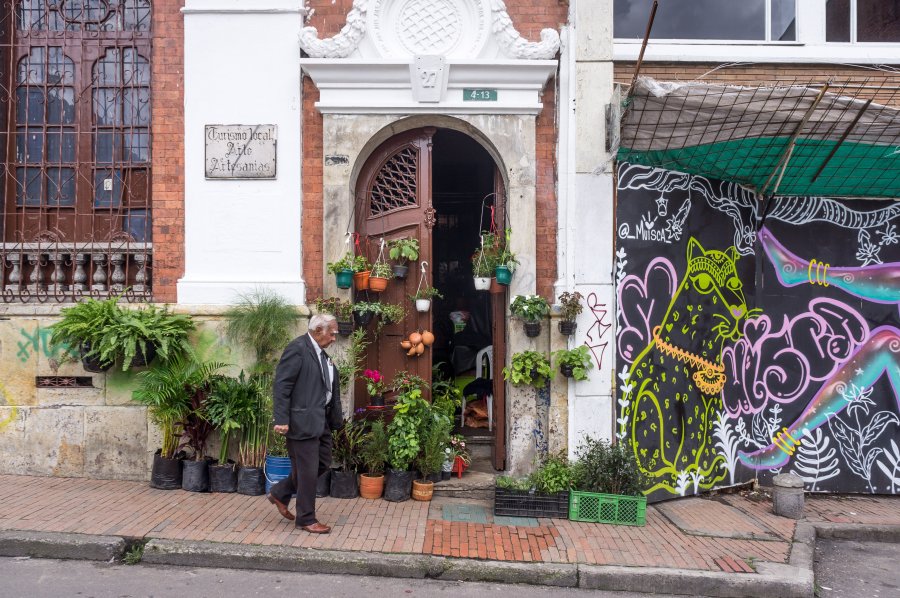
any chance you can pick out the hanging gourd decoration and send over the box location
[421,330,435,346]
[399,330,434,357]
[408,331,423,345]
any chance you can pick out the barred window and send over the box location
[2,1,153,300]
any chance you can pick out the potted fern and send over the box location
[503,350,552,388]
[388,237,419,279]
[104,304,194,370]
[224,289,299,376]
[552,345,594,381]
[49,296,121,373]
[557,291,584,336]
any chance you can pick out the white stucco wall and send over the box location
[178,0,306,305]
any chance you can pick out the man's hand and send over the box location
[273,424,289,435]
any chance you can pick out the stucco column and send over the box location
[178,0,306,305]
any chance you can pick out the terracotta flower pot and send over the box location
[359,473,385,499]
[411,479,434,501]
[368,276,389,293]
[354,270,371,291]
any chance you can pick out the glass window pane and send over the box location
[124,130,150,163]
[124,0,152,32]
[123,88,150,126]
[94,169,123,208]
[826,0,851,42]
[123,51,151,86]
[46,129,77,162]
[47,87,75,124]
[47,48,75,85]
[18,48,45,84]
[124,209,149,242]
[16,88,45,124]
[95,131,122,163]
[771,0,796,41]
[858,0,900,42]
[93,88,121,125]
[16,128,44,163]
[16,167,42,206]
[94,50,121,86]
[615,0,766,40]
[46,168,76,207]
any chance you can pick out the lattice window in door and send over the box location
[369,145,418,216]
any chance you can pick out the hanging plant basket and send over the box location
[560,364,574,378]
[559,320,577,336]
[524,321,542,337]
[474,277,491,291]
[80,343,112,373]
[354,270,371,291]
[495,265,513,285]
[354,310,374,327]
[392,263,409,279]
[415,298,431,312]
[368,276,389,292]
[129,343,157,368]
[335,269,354,289]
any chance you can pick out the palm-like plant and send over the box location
[206,371,263,465]
[132,353,226,459]
[224,289,299,375]
[239,373,273,468]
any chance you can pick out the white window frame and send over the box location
[613,0,900,64]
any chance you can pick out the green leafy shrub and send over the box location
[359,418,389,475]
[332,419,365,472]
[528,451,573,493]
[224,289,299,375]
[206,371,263,465]
[552,345,594,381]
[510,294,550,322]
[49,296,120,367]
[503,350,552,388]
[371,261,393,279]
[557,291,584,321]
[387,386,428,471]
[388,237,420,263]
[571,437,648,496]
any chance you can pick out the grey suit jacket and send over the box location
[272,334,343,440]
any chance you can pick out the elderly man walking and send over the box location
[267,314,342,533]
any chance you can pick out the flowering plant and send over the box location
[363,369,386,397]
[446,434,470,465]
[510,294,550,323]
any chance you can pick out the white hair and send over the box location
[308,313,336,332]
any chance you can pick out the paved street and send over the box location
[814,539,900,598]
[0,556,654,598]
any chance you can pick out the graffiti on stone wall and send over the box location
[616,163,900,500]
[584,293,612,369]
[16,326,77,363]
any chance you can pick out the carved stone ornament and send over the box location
[299,0,559,60]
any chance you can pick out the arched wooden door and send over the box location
[354,128,436,408]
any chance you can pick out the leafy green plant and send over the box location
[370,261,393,279]
[332,419,365,472]
[571,437,648,496]
[387,386,428,471]
[132,353,226,459]
[359,418,389,475]
[510,294,550,323]
[315,296,353,321]
[552,345,594,381]
[388,237,420,263]
[431,379,462,422]
[416,413,452,479]
[471,248,494,277]
[352,254,372,272]
[353,301,405,334]
[238,373,271,468]
[496,475,531,491]
[49,296,121,367]
[224,289,299,375]
[498,248,519,271]
[528,451,573,493]
[334,328,369,390]
[206,371,262,465]
[409,286,443,301]
[266,424,288,457]
[557,291,584,322]
[101,304,194,371]
[503,350,552,388]
[123,542,145,565]
[326,251,355,274]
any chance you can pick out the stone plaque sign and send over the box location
[205,124,277,179]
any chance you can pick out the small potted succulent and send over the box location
[368,260,393,293]
[388,237,420,279]
[409,285,442,313]
[557,291,584,336]
[552,345,594,380]
[510,294,550,337]
[327,252,356,289]
[503,350,552,388]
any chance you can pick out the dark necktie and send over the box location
[319,350,330,385]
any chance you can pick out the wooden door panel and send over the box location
[492,165,507,470]
[355,129,435,409]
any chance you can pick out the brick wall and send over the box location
[614,63,900,108]
[151,0,185,303]
[301,0,566,302]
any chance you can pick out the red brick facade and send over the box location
[150,0,185,303]
[301,0,566,302]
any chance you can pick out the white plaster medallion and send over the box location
[397,0,461,55]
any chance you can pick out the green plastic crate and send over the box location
[569,491,647,526]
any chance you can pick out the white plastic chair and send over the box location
[461,345,493,431]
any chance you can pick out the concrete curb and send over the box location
[141,539,580,588]
[0,530,125,562]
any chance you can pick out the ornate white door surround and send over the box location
[307,1,559,474]
[299,0,559,114]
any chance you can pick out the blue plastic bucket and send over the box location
[264,455,292,493]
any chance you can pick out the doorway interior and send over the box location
[430,129,499,442]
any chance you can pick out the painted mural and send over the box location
[616,162,900,502]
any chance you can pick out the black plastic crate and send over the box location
[493,487,569,518]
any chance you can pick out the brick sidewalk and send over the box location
[1,474,897,574]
